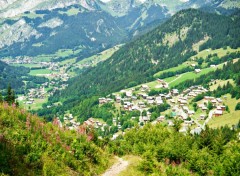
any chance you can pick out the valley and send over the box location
[0,2,240,176]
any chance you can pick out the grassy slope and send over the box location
[208,94,240,128]
[209,79,235,91]
[29,69,52,76]
[77,45,122,67]
[191,47,240,60]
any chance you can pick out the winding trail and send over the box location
[102,157,129,176]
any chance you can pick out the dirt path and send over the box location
[168,73,185,84]
[102,157,129,176]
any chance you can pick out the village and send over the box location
[3,56,71,109]
[96,78,228,136]
[57,76,229,139]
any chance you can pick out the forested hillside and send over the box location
[41,9,240,119]
[0,61,47,94]
[109,123,240,175]
[0,102,109,175]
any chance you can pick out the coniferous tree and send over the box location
[5,85,15,105]
[0,92,3,103]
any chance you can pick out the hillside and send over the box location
[0,102,109,175]
[0,60,48,94]
[40,9,240,119]
[1,101,240,175]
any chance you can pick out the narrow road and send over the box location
[168,73,186,84]
[203,110,214,129]
[102,157,129,176]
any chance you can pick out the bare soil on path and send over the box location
[102,157,129,176]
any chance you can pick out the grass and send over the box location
[118,155,143,176]
[191,47,240,60]
[77,45,122,67]
[168,66,217,87]
[59,58,76,66]
[209,79,235,91]
[58,7,81,16]
[19,98,48,111]
[154,62,192,78]
[29,69,52,76]
[10,63,42,68]
[208,94,240,128]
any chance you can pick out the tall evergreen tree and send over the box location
[5,85,15,105]
[0,92,3,103]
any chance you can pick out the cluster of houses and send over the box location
[24,86,47,104]
[97,82,228,134]
[83,118,108,131]
[63,114,80,130]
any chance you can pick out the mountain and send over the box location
[0,102,109,175]
[36,9,240,120]
[0,0,239,60]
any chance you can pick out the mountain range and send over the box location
[0,0,239,59]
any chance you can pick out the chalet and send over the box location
[148,100,155,105]
[116,96,121,103]
[189,92,197,97]
[191,64,196,67]
[159,94,166,99]
[132,96,137,100]
[188,110,195,116]
[183,106,189,112]
[183,88,191,94]
[106,98,114,103]
[162,82,169,88]
[179,126,188,133]
[199,115,206,120]
[132,105,139,111]
[180,99,188,104]
[166,94,172,99]
[170,99,176,104]
[195,69,201,73]
[139,116,150,123]
[157,116,165,122]
[216,98,223,103]
[99,98,106,104]
[184,120,194,126]
[126,91,132,97]
[147,96,154,100]
[204,96,215,101]
[141,84,149,91]
[138,93,148,99]
[201,106,208,111]
[210,65,216,68]
[167,120,174,127]
[191,127,202,135]
[157,79,164,83]
[217,105,226,111]
[156,97,163,105]
[214,110,223,117]
[171,89,179,96]
[211,99,217,105]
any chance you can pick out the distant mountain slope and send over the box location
[43,9,240,116]
[0,0,239,59]
[0,3,169,59]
